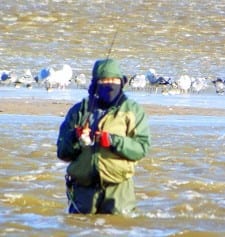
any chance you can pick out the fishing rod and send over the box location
[84,30,118,125]
[106,30,118,59]
[79,30,119,145]
[67,30,120,208]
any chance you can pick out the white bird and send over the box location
[145,68,158,84]
[0,70,17,85]
[145,69,173,93]
[175,75,192,93]
[212,78,225,95]
[35,68,50,82]
[74,73,87,88]
[191,77,208,93]
[129,74,147,90]
[13,69,35,88]
[44,64,73,91]
[1,70,11,81]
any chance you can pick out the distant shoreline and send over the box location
[1,98,225,117]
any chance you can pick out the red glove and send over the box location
[75,126,83,138]
[75,126,92,146]
[96,131,111,147]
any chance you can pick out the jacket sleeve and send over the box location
[110,104,151,161]
[56,103,82,162]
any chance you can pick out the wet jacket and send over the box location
[57,95,151,186]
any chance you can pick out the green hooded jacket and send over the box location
[57,96,151,186]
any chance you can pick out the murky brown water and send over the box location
[0,112,225,236]
[0,0,225,236]
[0,0,224,79]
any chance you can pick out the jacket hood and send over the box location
[92,59,123,80]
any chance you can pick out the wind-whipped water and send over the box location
[0,110,225,236]
[0,0,224,79]
[1,0,225,236]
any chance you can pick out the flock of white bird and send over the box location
[128,68,224,95]
[0,64,87,91]
[1,65,225,95]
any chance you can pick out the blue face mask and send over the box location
[97,83,122,106]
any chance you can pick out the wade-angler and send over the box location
[57,59,151,214]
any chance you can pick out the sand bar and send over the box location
[1,98,225,117]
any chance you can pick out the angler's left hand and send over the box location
[95,131,112,148]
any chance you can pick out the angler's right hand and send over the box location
[75,126,92,146]
[74,126,83,138]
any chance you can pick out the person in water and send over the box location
[57,58,151,214]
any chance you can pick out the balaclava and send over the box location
[88,59,127,108]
